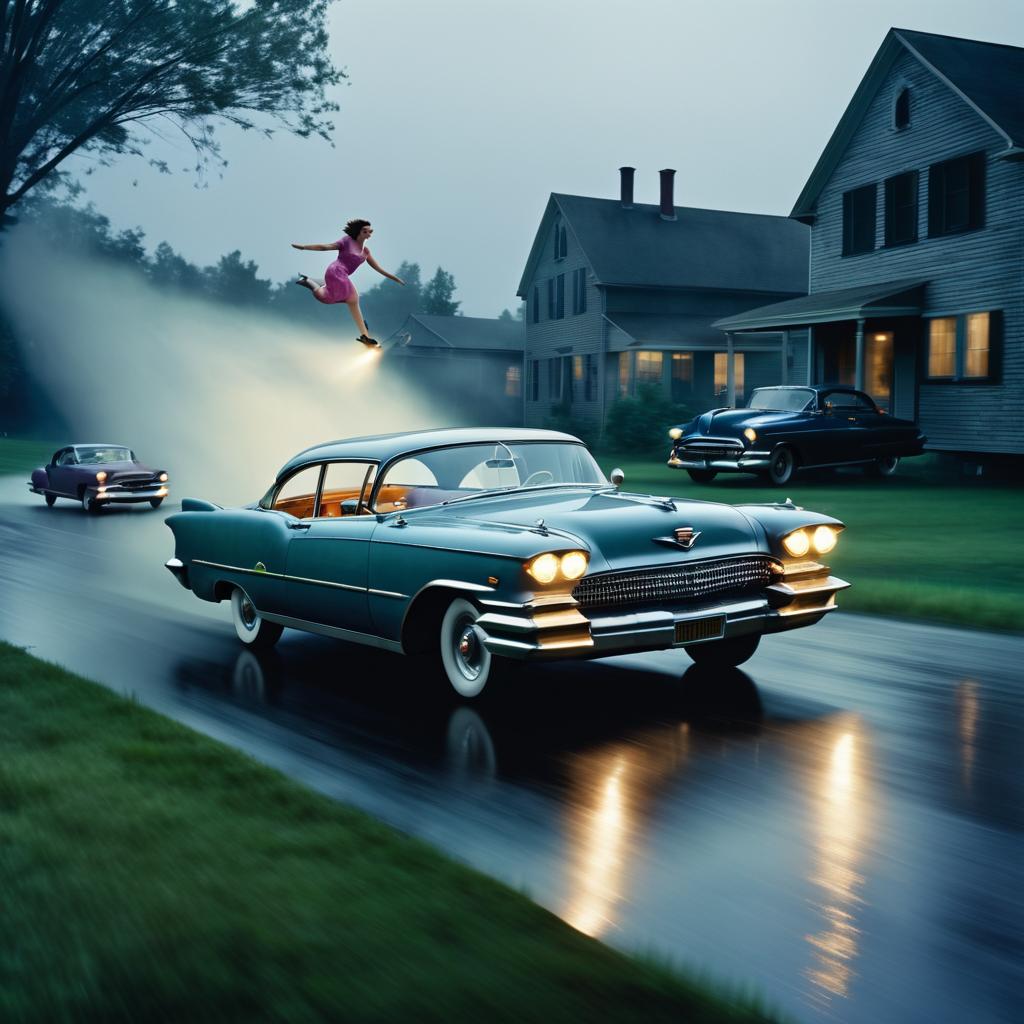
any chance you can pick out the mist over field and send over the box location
[0,225,446,505]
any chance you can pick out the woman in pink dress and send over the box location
[292,219,404,347]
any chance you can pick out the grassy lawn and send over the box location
[0,437,56,476]
[0,642,773,1023]
[602,453,1023,633]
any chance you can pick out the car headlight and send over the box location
[743,428,757,443]
[158,472,168,482]
[668,427,682,440]
[95,471,107,483]
[526,551,589,585]
[782,529,811,558]
[811,526,838,554]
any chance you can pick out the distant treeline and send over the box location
[0,199,481,431]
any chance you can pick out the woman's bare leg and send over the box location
[344,294,371,337]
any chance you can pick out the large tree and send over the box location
[0,0,341,223]
[421,267,460,317]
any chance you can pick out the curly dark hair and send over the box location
[343,219,371,240]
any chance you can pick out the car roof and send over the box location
[278,427,583,478]
[70,443,132,449]
[752,384,860,393]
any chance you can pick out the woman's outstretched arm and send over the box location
[365,250,405,285]
[291,242,341,251]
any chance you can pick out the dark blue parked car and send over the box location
[668,385,927,486]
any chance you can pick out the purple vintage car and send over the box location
[29,444,170,513]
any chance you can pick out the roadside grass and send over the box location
[0,437,56,475]
[0,642,776,1024]
[597,453,1023,633]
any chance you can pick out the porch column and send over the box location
[854,318,865,392]
[780,330,789,385]
[726,332,736,406]
[807,326,814,385]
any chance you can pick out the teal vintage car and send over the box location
[165,428,849,697]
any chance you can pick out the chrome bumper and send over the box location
[87,485,169,503]
[668,450,771,471]
[165,557,190,589]
[475,562,849,660]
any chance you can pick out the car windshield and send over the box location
[747,388,815,412]
[75,446,133,464]
[374,441,606,512]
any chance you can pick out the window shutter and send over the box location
[989,309,1003,383]
[968,152,986,230]
[927,164,942,237]
[884,178,895,246]
[842,191,852,255]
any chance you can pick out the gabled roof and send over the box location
[792,28,1024,221]
[714,279,926,332]
[385,313,523,353]
[516,194,808,298]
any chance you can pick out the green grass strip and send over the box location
[0,643,775,1024]
[0,438,58,476]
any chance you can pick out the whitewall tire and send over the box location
[230,587,283,649]
[439,597,495,699]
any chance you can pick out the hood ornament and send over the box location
[673,527,700,550]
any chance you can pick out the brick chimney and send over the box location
[619,166,635,209]
[659,168,676,220]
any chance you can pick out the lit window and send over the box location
[927,318,956,378]
[635,351,663,385]
[671,352,693,400]
[714,353,744,397]
[573,355,585,381]
[505,365,522,397]
[617,352,631,396]
[964,313,989,378]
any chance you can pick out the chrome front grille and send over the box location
[677,445,742,459]
[572,555,777,611]
[113,475,153,489]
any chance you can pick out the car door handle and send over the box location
[287,521,311,531]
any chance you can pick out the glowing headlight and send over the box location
[743,428,757,442]
[158,472,168,482]
[668,427,682,440]
[526,553,560,585]
[782,529,811,558]
[559,551,589,580]
[95,471,107,483]
[812,526,838,554]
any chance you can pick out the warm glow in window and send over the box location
[573,354,585,381]
[671,352,693,383]
[505,364,522,397]
[617,352,631,396]
[635,350,663,385]
[928,318,956,378]
[714,352,744,395]
[965,313,990,378]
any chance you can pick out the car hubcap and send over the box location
[240,597,257,630]
[454,619,483,680]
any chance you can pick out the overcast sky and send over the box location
[71,0,1023,318]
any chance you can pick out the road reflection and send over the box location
[957,680,980,795]
[804,716,870,1006]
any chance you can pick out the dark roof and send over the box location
[792,28,1024,221]
[278,427,578,478]
[714,279,926,331]
[605,313,782,351]
[517,194,808,297]
[385,314,524,353]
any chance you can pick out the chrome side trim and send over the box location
[258,611,403,653]
[368,588,409,599]
[192,559,366,593]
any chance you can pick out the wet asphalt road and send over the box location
[1,476,1022,1024]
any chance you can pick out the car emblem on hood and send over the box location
[673,527,700,550]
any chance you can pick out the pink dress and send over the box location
[318,235,367,304]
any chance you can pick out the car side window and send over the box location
[57,449,77,466]
[318,462,376,518]
[271,464,322,519]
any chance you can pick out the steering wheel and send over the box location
[523,470,554,486]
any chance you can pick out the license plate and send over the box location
[674,616,726,644]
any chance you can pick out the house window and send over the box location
[617,352,631,396]
[842,184,876,256]
[671,352,693,400]
[505,365,522,397]
[530,359,539,401]
[928,151,985,237]
[546,279,555,319]
[553,223,567,261]
[713,352,745,397]
[572,268,587,315]
[573,354,584,387]
[927,317,957,378]
[884,170,918,247]
[548,357,561,399]
[531,285,539,324]
[894,87,910,129]
[965,312,990,379]
[555,274,565,319]
[635,350,663,386]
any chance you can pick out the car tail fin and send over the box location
[181,497,221,512]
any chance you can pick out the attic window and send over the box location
[894,87,910,130]
[553,222,567,261]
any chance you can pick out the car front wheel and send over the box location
[82,494,101,514]
[230,587,283,649]
[439,597,498,699]
[686,469,718,483]
[686,633,760,668]
[149,497,164,508]
[766,446,796,486]
[45,493,56,507]
[867,455,900,477]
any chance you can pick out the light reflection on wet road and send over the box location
[1,479,1022,1023]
